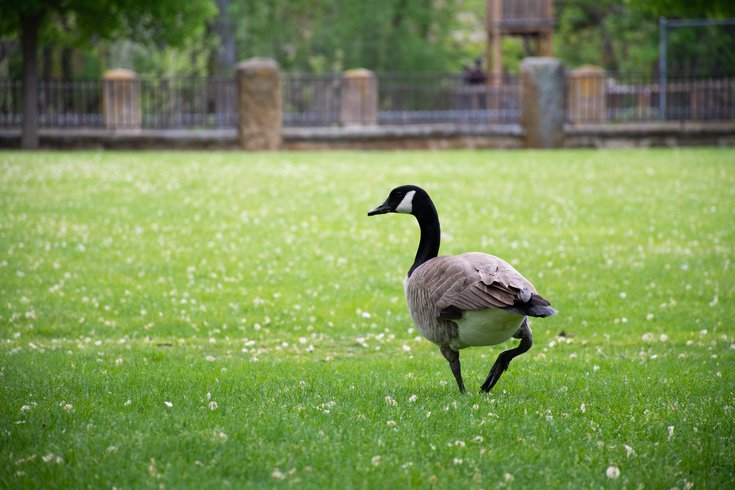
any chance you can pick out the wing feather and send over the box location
[410,252,553,319]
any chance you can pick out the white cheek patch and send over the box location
[395,190,415,214]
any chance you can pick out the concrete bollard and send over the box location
[521,58,565,148]
[236,58,282,150]
[103,69,141,130]
[340,69,378,126]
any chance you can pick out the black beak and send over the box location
[368,201,392,216]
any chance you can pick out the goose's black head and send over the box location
[367,185,430,217]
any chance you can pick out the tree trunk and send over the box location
[213,0,235,74]
[42,45,53,78]
[21,13,43,150]
[61,46,73,79]
[211,0,235,127]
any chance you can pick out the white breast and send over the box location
[451,309,525,350]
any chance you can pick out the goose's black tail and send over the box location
[505,293,557,318]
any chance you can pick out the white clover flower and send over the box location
[385,395,397,406]
[371,455,382,466]
[408,394,418,403]
[606,466,620,479]
[271,469,285,480]
[208,401,218,411]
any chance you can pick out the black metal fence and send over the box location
[140,77,236,128]
[566,72,735,124]
[0,77,237,129]
[1,72,733,130]
[378,72,519,125]
[282,73,341,127]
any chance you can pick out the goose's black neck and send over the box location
[408,199,441,277]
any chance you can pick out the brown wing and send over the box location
[410,252,539,318]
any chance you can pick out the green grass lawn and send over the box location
[1,149,733,489]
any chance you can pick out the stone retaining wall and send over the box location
[1,122,733,150]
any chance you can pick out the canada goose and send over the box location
[368,185,556,393]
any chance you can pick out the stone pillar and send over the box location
[103,69,141,130]
[520,58,565,148]
[340,69,378,126]
[236,58,282,150]
[567,65,606,124]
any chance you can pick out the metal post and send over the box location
[658,17,667,120]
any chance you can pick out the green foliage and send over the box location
[3,0,733,76]
[229,0,471,73]
[0,0,216,77]
[0,149,734,488]
[106,34,218,77]
[556,0,735,73]
[555,0,658,72]
[664,24,735,76]
[0,0,216,45]
[626,0,735,18]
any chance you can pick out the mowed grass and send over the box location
[0,148,733,489]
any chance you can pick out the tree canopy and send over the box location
[2,0,733,79]
[0,0,216,147]
[0,0,216,46]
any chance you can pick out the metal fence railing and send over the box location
[139,77,236,129]
[282,73,341,127]
[0,78,105,128]
[0,77,237,129]
[566,72,735,124]
[377,72,520,125]
[1,72,733,130]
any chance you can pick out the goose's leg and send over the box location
[480,318,533,393]
[440,345,466,393]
